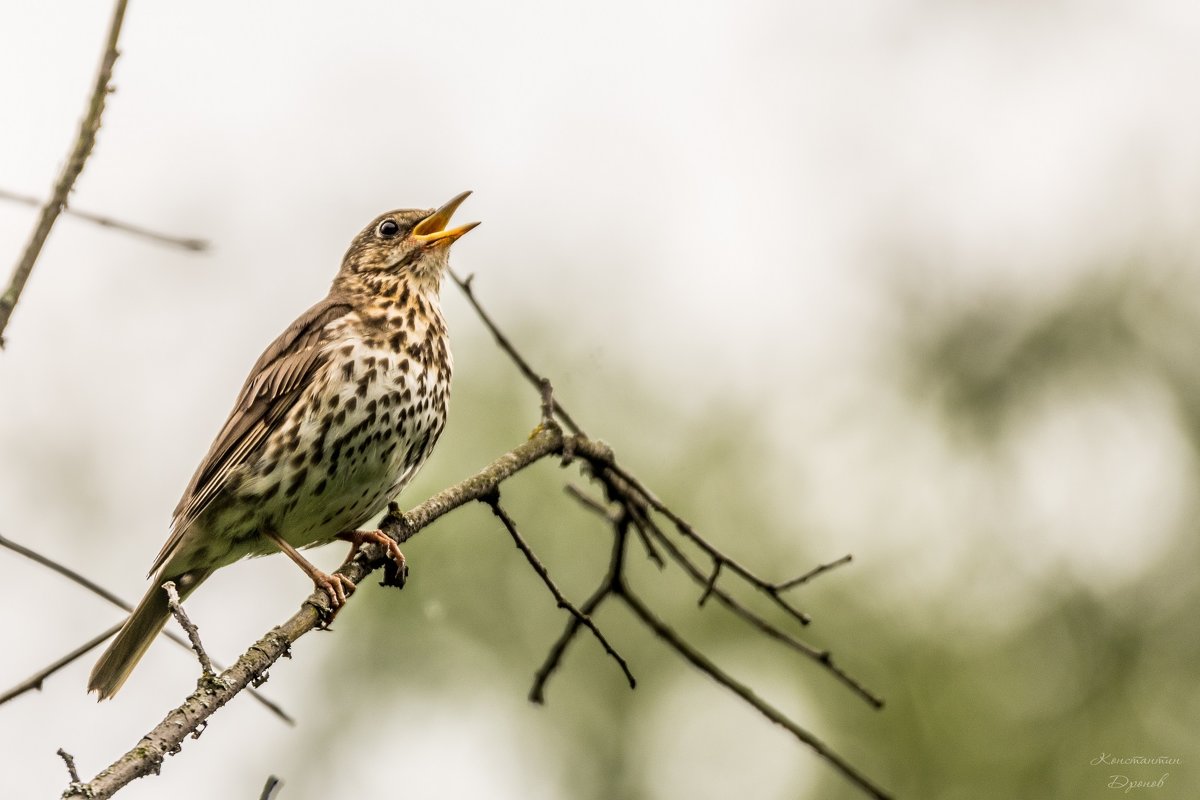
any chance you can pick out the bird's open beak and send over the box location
[413,191,480,246]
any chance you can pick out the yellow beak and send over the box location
[413,190,480,245]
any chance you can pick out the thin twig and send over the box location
[163,581,216,679]
[259,775,283,800]
[481,489,635,693]
[0,188,208,251]
[618,589,892,800]
[447,233,884,711]
[0,0,130,347]
[529,512,629,703]
[0,532,293,722]
[563,482,882,707]
[603,459,814,626]
[448,269,584,435]
[0,626,118,705]
[775,554,854,591]
[563,483,615,519]
[58,748,82,784]
[636,511,884,708]
[538,378,555,426]
[0,531,127,608]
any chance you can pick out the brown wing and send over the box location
[148,296,353,576]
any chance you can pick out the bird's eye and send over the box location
[378,219,400,239]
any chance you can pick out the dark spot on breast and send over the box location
[286,468,308,498]
[342,361,355,381]
[314,478,327,495]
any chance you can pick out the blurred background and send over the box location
[2,2,1198,798]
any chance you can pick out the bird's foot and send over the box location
[311,569,357,626]
[337,529,408,589]
[263,528,358,622]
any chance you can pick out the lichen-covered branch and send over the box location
[65,424,568,799]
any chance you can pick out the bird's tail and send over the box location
[88,568,211,699]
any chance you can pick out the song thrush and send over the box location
[88,192,478,698]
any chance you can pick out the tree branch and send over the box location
[65,424,569,799]
[0,627,116,705]
[0,188,208,252]
[619,588,892,800]
[448,268,585,435]
[480,488,635,691]
[163,581,216,680]
[42,258,888,799]
[0,0,129,347]
[0,532,292,722]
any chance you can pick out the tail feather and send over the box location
[88,569,210,699]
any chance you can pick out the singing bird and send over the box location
[88,192,478,698]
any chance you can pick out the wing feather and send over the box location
[148,296,352,576]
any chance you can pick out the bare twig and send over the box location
[619,588,892,800]
[480,489,635,692]
[0,625,118,706]
[632,511,883,708]
[775,553,854,592]
[163,581,216,680]
[603,460,814,626]
[538,378,555,426]
[0,531,127,608]
[428,283,887,790]
[562,482,884,708]
[0,0,130,347]
[563,483,614,519]
[58,748,82,785]
[259,775,283,800]
[0,532,293,722]
[530,511,630,703]
[448,269,584,435]
[0,188,208,252]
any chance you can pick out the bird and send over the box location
[88,192,478,699]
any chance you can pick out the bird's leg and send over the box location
[336,530,408,589]
[262,528,356,611]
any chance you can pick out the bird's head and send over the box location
[338,191,479,294]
